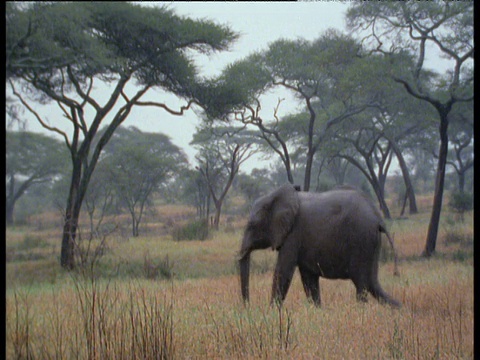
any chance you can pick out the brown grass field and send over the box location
[5,200,473,359]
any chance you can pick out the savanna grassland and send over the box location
[6,199,473,359]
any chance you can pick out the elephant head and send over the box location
[238,184,300,303]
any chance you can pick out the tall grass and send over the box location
[7,279,176,359]
[6,258,473,359]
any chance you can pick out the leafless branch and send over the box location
[133,98,201,116]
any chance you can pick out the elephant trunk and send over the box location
[239,251,251,303]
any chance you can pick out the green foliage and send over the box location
[171,219,209,241]
[237,169,275,206]
[6,131,69,224]
[143,254,175,280]
[214,29,408,191]
[219,53,272,98]
[442,214,473,263]
[93,126,189,237]
[449,191,473,214]
[6,2,238,91]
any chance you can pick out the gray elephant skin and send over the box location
[238,184,401,308]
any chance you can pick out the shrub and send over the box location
[443,215,473,249]
[171,219,209,241]
[143,254,175,280]
[19,234,48,251]
[449,191,473,219]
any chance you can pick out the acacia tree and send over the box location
[6,2,238,269]
[218,31,393,191]
[99,126,187,237]
[192,125,257,230]
[347,2,473,256]
[6,131,68,225]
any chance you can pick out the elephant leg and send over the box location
[299,266,320,306]
[350,271,370,303]
[271,245,297,306]
[351,243,401,308]
[353,282,369,303]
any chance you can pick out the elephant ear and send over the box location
[269,184,300,251]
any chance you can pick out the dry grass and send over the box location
[6,259,473,359]
[5,206,473,359]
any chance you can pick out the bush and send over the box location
[19,234,48,251]
[171,219,209,241]
[443,215,473,247]
[143,254,174,280]
[449,191,473,215]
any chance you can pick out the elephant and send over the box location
[238,184,401,308]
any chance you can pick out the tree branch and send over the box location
[9,79,70,147]
[132,98,201,116]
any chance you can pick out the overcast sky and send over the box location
[7,2,351,172]
[167,2,350,77]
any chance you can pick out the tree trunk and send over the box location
[423,116,449,257]
[132,216,139,237]
[60,163,83,270]
[6,173,15,225]
[368,159,391,219]
[303,99,316,192]
[372,181,391,219]
[458,171,465,193]
[303,147,316,192]
[390,140,418,214]
[60,209,78,270]
[213,202,222,231]
[6,202,15,226]
[285,165,295,185]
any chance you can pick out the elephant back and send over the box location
[309,187,385,232]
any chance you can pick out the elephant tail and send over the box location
[380,225,400,277]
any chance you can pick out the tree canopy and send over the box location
[191,124,258,229]
[97,126,188,237]
[6,131,68,225]
[216,31,398,190]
